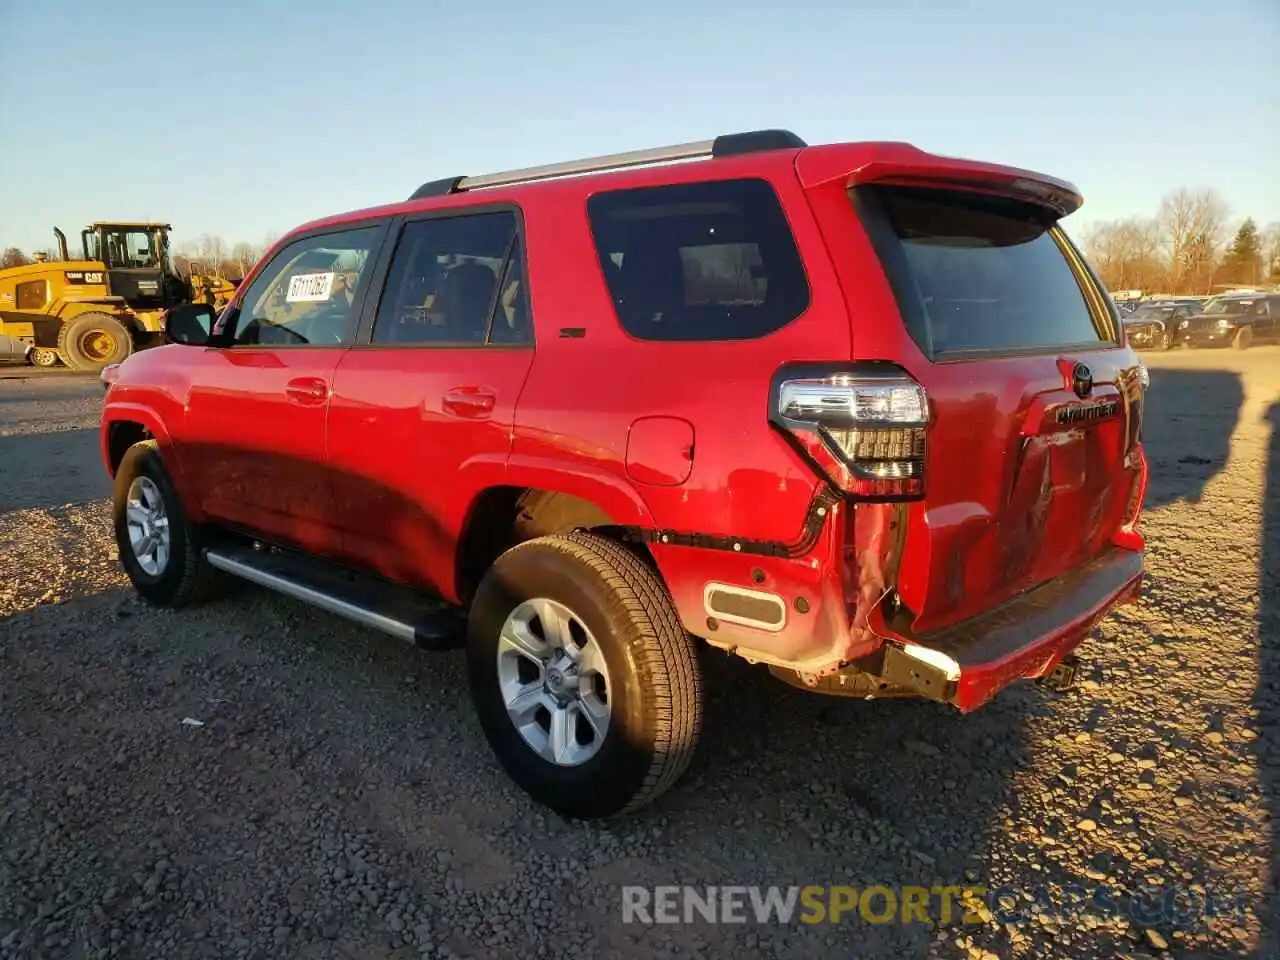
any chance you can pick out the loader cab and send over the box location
[81,222,187,309]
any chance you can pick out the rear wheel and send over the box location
[1233,326,1253,350]
[58,312,133,372]
[113,440,229,607]
[466,532,703,819]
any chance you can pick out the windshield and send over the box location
[1204,298,1253,315]
[1129,305,1172,320]
[99,228,160,270]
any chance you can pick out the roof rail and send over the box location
[406,128,806,200]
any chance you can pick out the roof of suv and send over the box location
[287,128,1085,240]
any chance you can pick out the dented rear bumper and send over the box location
[859,547,1144,711]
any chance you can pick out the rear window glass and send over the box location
[586,178,810,341]
[855,185,1110,358]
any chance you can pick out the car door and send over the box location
[326,208,535,600]
[1265,297,1280,340]
[180,222,390,554]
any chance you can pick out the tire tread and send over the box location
[487,531,703,815]
[115,440,226,607]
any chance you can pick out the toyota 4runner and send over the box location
[99,129,1149,819]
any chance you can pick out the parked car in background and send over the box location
[1123,300,1201,350]
[1177,293,1280,350]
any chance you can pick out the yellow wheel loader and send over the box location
[0,222,240,372]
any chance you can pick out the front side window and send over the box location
[227,226,381,347]
[371,211,525,346]
[586,178,810,341]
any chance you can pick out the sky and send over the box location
[1,0,1277,255]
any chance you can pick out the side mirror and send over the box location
[164,302,216,345]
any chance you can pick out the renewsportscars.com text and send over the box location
[621,884,1249,927]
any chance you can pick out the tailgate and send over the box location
[844,179,1146,633]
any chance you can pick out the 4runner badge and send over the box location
[1056,398,1118,424]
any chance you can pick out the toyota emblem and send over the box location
[1071,362,1093,399]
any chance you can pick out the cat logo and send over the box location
[65,271,105,285]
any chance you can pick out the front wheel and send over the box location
[1233,326,1253,350]
[29,347,59,368]
[1158,330,1173,351]
[58,312,133,372]
[466,532,703,819]
[112,440,229,607]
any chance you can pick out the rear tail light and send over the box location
[770,362,929,500]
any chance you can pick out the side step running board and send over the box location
[204,544,465,650]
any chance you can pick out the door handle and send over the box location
[285,377,329,405]
[442,387,496,419]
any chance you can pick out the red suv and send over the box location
[100,129,1149,820]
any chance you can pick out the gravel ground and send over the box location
[1,350,1278,960]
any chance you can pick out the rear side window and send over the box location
[587,178,810,341]
[855,185,1111,359]
[371,211,526,346]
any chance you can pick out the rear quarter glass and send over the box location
[584,177,811,342]
[852,184,1118,360]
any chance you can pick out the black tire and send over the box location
[1233,326,1253,351]
[29,347,59,368]
[113,440,228,608]
[1158,330,1173,351]
[466,531,703,819]
[58,312,133,372]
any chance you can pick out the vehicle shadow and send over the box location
[1255,400,1280,958]
[0,429,108,513]
[1141,367,1244,510]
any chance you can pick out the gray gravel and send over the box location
[1,351,1278,959]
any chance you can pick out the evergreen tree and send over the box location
[1220,219,1262,285]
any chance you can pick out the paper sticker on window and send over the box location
[286,271,335,303]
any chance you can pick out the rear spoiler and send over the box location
[795,142,1083,218]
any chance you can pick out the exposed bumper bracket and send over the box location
[1036,654,1081,692]
[878,643,958,703]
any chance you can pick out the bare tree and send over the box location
[0,247,29,269]
[1082,218,1166,292]
[208,236,227,277]
[1263,222,1280,283]
[1155,188,1230,293]
[230,242,260,279]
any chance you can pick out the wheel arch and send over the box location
[454,483,656,607]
